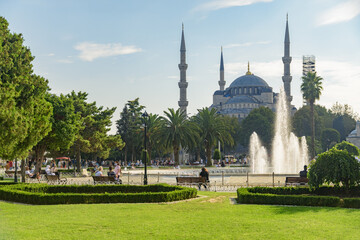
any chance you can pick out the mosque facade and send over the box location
[210,16,295,119]
[346,121,360,149]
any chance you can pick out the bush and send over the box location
[308,148,360,189]
[237,188,340,207]
[334,141,360,156]
[0,184,197,205]
[343,198,360,208]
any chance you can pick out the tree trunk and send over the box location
[124,146,128,166]
[34,145,46,174]
[148,145,152,164]
[21,159,25,183]
[76,145,81,172]
[174,145,180,165]
[310,102,315,159]
[197,148,201,162]
[206,144,212,167]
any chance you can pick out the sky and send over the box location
[1,0,359,134]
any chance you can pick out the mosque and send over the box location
[177,16,295,120]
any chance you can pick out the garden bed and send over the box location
[237,186,360,208]
[0,183,197,205]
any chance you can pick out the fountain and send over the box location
[250,87,309,174]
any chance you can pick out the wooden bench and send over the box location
[92,176,121,185]
[176,177,210,188]
[45,174,67,185]
[285,177,309,186]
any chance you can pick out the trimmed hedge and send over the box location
[248,186,360,197]
[0,184,197,205]
[237,187,360,208]
[237,188,340,207]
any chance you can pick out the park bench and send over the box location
[285,177,308,186]
[176,177,210,188]
[45,174,67,185]
[92,176,121,185]
[5,170,21,176]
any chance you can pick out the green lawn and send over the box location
[1,191,360,240]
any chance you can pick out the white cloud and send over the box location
[224,41,270,49]
[194,0,272,11]
[75,42,142,62]
[57,59,73,64]
[47,53,55,57]
[317,0,360,26]
[167,76,178,79]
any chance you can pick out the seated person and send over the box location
[299,165,308,178]
[107,166,116,177]
[95,166,103,176]
[45,165,55,175]
[199,167,210,190]
[25,166,40,179]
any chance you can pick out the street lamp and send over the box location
[142,111,149,185]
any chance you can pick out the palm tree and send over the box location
[142,113,161,163]
[301,71,323,158]
[193,108,234,167]
[158,108,198,165]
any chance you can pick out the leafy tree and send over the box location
[142,113,161,162]
[334,141,360,156]
[301,71,323,158]
[240,107,274,148]
[158,108,198,165]
[0,17,52,180]
[321,128,340,151]
[193,108,234,166]
[213,149,221,162]
[308,148,360,189]
[32,94,80,174]
[333,114,356,141]
[116,98,144,164]
[67,91,122,171]
[292,106,323,139]
[222,115,242,152]
[331,102,359,121]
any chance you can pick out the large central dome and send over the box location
[229,74,269,88]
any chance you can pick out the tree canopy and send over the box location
[308,148,360,189]
[0,17,52,160]
[240,107,274,148]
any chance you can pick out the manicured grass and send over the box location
[1,191,360,239]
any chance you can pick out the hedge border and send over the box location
[237,187,360,208]
[0,184,197,205]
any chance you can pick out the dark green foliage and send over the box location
[213,149,221,161]
[343,198,360,208]
[0,17,52,160]
[158,108,198,165]
[333,114,356,141]
[334,141,360,156]
[193,108,234,166]
[292,106,323,139]
[237,188,340,207]
[240,107,274,148]
[0,184,197,205]
[308,149,360,189]
[116,98,145,163]
[321,128,340,151]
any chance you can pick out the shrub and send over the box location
[0,184,197,205]
[334,141,360,156]
[343,198,360,208]
[237,188,340,207]
[308,148,360,189]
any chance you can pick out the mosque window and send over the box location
[249,88,252,94]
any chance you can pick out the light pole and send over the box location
[142,111,149,185]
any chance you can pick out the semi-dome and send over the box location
[229,74,269,88]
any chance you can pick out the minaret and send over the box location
[218,47,225,91]
[282,14,292,103]
[178,23,188,115]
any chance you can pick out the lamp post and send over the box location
[142,111,149,185]
[14,159,18,183]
